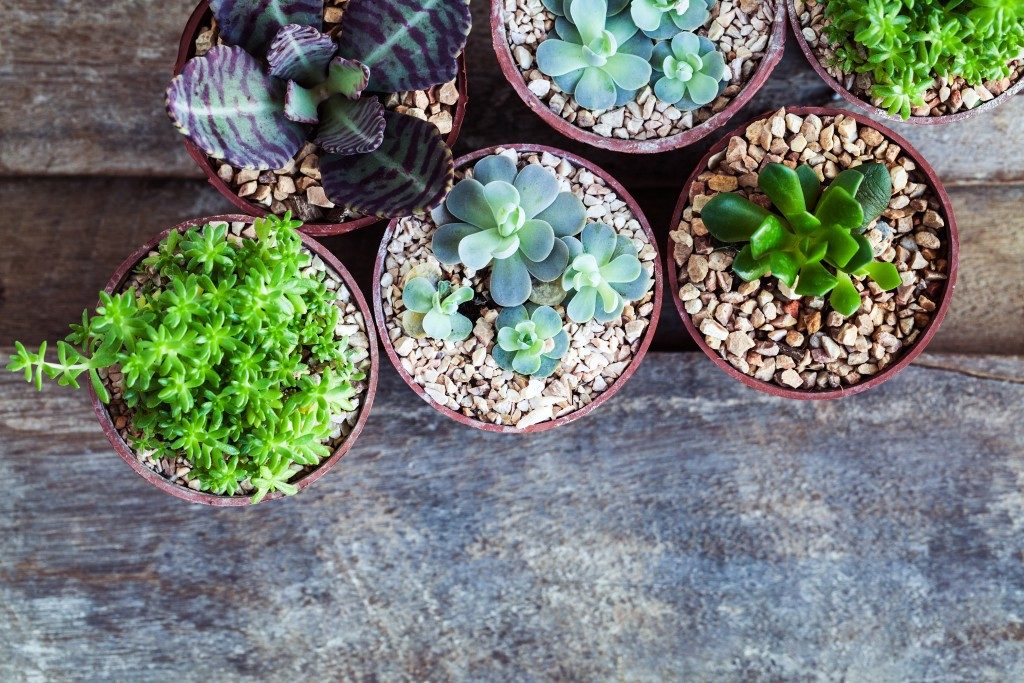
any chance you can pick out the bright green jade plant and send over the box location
[701,162,902,317]
[166,0,471,217]
[7,214,367,503]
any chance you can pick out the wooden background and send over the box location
[1,0,1022,679]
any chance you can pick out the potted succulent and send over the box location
[789,0,1024,123]
[373,144,663,432]
[667,107,959,398]
[169,0,472,236]
[491,0,786,153]
[6,213,378,504]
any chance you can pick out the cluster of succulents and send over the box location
[823,0,1024,119]
[400,154,652,377]
[166,0,471,218]
[702,162,902,317]
[7,214,367,502]
[536,0,729,111]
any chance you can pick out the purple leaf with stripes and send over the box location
[284,81,320,124]
[335,0,471,93]
[320,111,453,218]
[210,0,323,57]
[166,46,309,170]
[314,95,385,155]
[324,57,370,99]
[267,24,337,86]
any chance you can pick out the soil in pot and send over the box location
[499,0,779,144]
[670,108,953,393]
[792,0,1024,120]
[378,147,660,430]
[187,0,465,227]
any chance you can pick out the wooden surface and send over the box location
[1,0,1023,679]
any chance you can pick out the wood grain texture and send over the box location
[0,0,1021,185]
[1,352,1023,681]
[1,177,1020,354]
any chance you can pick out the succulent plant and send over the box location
[166,0,471,217]
[561,223,652,323]
[537,0,654,110]
[701,162,904,317]
[492,305,570,377]
[631,0,715,39]
[431,155,587,307]
[649,32,729,109]
[401,277,474,342]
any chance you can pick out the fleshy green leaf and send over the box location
[490,253,533,307]
[732,244,770,281]
[517,220,556,263]
[209,0,323,57]
[769,251,800,288]
[759,164,808,219]
[853,162,893,228]
[822,226,860,269]
[842,234,875,273]
[324,57,371,99]
[535,192,586,238]
[749,215,788,259]
[532,306,563,339]
[473,155,518,186]
[574,67,618,110]
[796,165,822,209]
[795,261,839,297]
[402,277,436,313]
[569,0,608,44]
[284,81,320,124]
[537,40,590,77]
[861,261,902,290]
[432,223,477,264]
[815,186,864,231]
[314,95,385,155]
[702,193,773,243]
[514,165,561,219]
[829,271,862,317]
[267,24,336,85]
[446,179,497,230]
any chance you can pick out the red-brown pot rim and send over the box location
[372,144,664,433]
[666,106,960,399]
[88,213,380,505]
[787,0,1024,126]
[174,0,470,236]
[489,0,787,154]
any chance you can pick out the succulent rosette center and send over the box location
[583,30,619,66]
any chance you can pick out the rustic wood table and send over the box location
[2,1,1023,679]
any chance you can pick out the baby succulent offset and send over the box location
[401,277,474,342]
[537,0,653,110]
[493,305,570,377]
[166,0,471,217]
[562,223,652,323]
[631,0,715,39]
[702,162,903,317]
[650,32,729,109]
[431,155,587,307]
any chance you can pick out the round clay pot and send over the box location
[787,0,1024,125]
[667,106,959,399]
[373,144,663,432]
[490,0,787,153]
[173,0,469,236]
[89,214,380,505]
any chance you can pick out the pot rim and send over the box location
[173,0,470,236]
[786,0,1024,126]
[666,105,960,399]
[372,144,664,433]
[489,0,787,154]
[88,213,380,505]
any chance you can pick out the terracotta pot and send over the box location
[173,0,469,237]
[787,0,1024,125]
[88,214,380,505]
[667,106,959,399]
[490,0,786,153]
[373,144,664,432]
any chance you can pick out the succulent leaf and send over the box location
[324,57,371,100]
[562,223,650,323]
[514,165,562,218]
[401,277,473,342]
[534,192,587,238]
[334,0,471,93]
[166,46,308,170]
[267,24,337,85]
[852,162,893,228]
[490,253,533,307]
[209,0,323,57]
[492,305,569,378]
[650,31,729,109]
[320,112,453,218]
[284,81,321,124]
[473,155,519,185]
[829,271,862,316]
[702,193,771,242]
[314,95,385,155]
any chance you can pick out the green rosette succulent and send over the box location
[401,277,474,342]
[631,0,715,39]
[537,0,654,110]
[561,223,652,323]
[431,155,587,308]
[650,32,729,109]
[701,162,903,317]
[492,305,570,377]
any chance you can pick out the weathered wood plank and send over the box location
[0,0,1021,185]
[1,177,1021,354]
[1,352,1023,681]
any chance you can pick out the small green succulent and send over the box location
[650,31,729,109]
[701,162,904,317]
[631,0,715,38]
[493,305,570,377]
[537,0,654,110]
[401,277,474,342]
[561,223,652,323]
[431,155,587,308]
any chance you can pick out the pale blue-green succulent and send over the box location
[649,31,729,109]
[401,277,473,342]
[492,305,570,377]
[537,0,654,110]
[562,223,652,323]
[631,0,715,39]
[431,155,587,308]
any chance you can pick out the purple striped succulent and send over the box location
[166,0,471,218]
